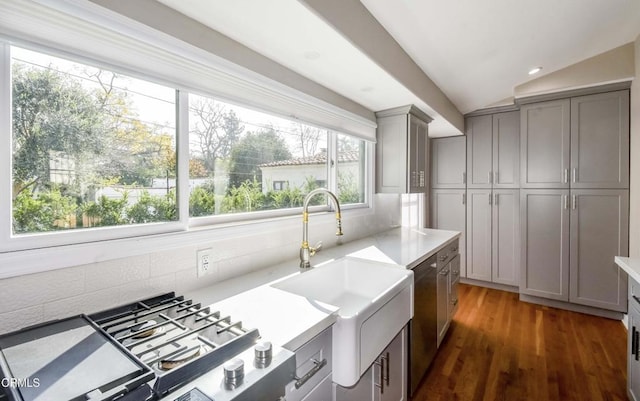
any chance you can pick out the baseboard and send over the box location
[519,294,624,320]
[459,278,519,293]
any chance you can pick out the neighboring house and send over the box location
[259,149,360,194]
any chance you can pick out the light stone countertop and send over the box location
[188,227,460,350]
[615,256,640,284]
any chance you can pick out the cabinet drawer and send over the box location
[437,239,460,268]
[285,327,332,401]
[300,373,332,401]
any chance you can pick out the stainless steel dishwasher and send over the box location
[408,253,438,397]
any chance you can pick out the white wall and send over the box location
[0,194,402,334]
[630,35,640,258]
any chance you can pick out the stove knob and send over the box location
[254,341,273,368]
[223,358,245,386]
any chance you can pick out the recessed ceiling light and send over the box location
[528,67,542,75]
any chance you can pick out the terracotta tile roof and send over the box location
[259,150,360,167]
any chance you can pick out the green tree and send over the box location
[12,64,107,198]
[228,128,292,189]
[190,98,244,176]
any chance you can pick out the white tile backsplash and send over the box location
[0,194,404,334]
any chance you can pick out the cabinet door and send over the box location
[492,189,520,286]
[431,189,466,277]
[570,90,630,189]
[436,264,450,348]
[519,189,570,300]
[629,296,640,401]
[376,114,409,193]
[409,115,429,193]
[569,189,629,311]
[466,115,493,188]
[492,111,520,188]
[448,255,460,318]
[431,136,466,188]
[520,100,570,188]
[375,328,407,401]
[466,189,492,281]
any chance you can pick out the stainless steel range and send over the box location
[0,292,295,401]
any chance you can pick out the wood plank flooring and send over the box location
[413,284,628,401]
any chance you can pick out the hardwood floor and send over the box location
[413,284,628,401]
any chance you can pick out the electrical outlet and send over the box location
[197,248,212,277]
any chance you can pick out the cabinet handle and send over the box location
[488,193,492,205]
[635,331,639,361]
[632,295,640,306]
[572,168,577,183]
[440,269,450,276]
[439,254,448,261]
[384,352,390,386]
[494,193,499,205]
[294,358,327,389]
[488,171,492,184]
[563,195,568,209]
[462,172,466,184]
[374,354,386,394]
[462,193,466,205]
[451,298,459,306]
[563,169,569,183]
[494,171,498,184]
[633,326,637,356]
[420,171,425,187]
[572,195,577,210]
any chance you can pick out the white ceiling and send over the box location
[156,0,639,132]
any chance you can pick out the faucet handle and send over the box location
[310,241,323,256]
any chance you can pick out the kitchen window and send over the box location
[1,43,370,254]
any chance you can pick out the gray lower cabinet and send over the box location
[628,279,640,401]
[431,136,466,188]
[520,189,571,300]
[520,189,629,311]
[334,327,407,401]
[569,190,629,311]
[466,189,519,285]
[431,189,466,277]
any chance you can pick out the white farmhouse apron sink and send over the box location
[271,257,413,387]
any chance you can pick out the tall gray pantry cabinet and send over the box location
[465,111,520,286]
[519,89,630,313]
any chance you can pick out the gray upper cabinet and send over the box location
[570,91,630,189]
[569,189,629,311]
[493,112,520,188]
[519,189,570,300]
[467,111,519,189]
[466,115,493,188]
[520,99,571,188]
[376,105,432,193]
[431,136,466,188]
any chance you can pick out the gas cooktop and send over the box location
[0,292,295,401]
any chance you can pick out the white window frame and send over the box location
[0,32,373,278]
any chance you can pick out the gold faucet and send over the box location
[300,188,343,269]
